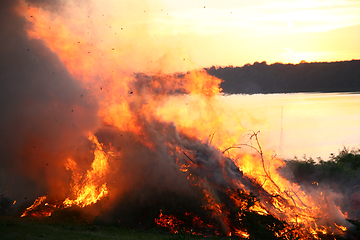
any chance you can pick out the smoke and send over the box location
[0,0,223,217]
[90,124,200,225]
[0,1,354,238]
[0,0,100,203]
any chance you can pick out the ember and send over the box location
[0,0,357,239]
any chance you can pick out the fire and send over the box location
[248,202,269,216]
[155,210,183,234]
[14,0,354,239]
[334,223,347,232]
[21,196,51,218]
[63,133,110,208]
[234,229,250,239]
[21,133,111,217]
[155,210,222,236]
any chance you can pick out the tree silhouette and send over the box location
[206,60,360,94]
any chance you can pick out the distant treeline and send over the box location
[206,60,360,94]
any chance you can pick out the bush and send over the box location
[281,148,360,219]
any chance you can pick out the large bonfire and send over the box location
[1,0,356,239]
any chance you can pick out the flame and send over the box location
[155,210,183,234]
[234,229,250,239]
[15,1,352,239]
[334,223,347,232]
[155,211,222,236]
[21,196,51,218]
[63,133,110,207]
[21,133,111,218]
[249,202,269,216]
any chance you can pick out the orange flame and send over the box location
[21,196,50,217]
[63,133,109,207]
[234,229,250,239]
[155,210,183,234]
[21,133,111,217]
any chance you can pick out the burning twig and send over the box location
[208,132,216,146]
[290,189,308,208]
[183,151,196,164]
[222,131,283,195]
[221,131,320,224]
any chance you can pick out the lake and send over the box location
[223,92,360,160]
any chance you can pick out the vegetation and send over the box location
[206,60,360,94]
[283,148,360,187]
[281,148,360,220]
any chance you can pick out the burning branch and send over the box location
[221,132,329,228]
[208,132,216,146]
[183,151,196,164]
[222,131,283,193]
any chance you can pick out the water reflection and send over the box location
[223,92,360,160]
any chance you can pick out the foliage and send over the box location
[283,148,360,187]
[206,60,360,94]
[281,147,360,220]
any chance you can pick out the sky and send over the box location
[149,0,360,68]
[11,0,360,73]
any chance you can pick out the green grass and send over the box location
[0,216,223,240]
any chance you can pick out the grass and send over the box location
[0,215,222,240]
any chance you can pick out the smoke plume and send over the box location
[0,0,99,203]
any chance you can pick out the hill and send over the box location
[206,60,360,94]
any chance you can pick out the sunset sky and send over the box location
[17,0,360,73]
[152,0,360,68]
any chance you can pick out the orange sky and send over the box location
[20,0,360,72]
[155,0,360,68]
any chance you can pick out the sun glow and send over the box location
[160,0,360,66]
[19,0,360,70]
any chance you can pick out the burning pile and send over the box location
[0,0,357,239]
[18,128,353,239]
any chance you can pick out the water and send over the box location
[223,92,360,160]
